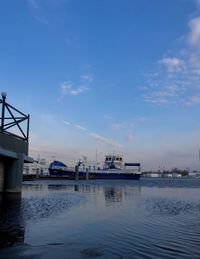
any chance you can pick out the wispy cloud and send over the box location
[33,15,49,24]
[63,120,71,125]
[111,123,126,130]
[60,74,93,97]
[111,122,135,131]
[109,117,146,143]
[187,17,200,47]
[197,0,200,7]
[89,132,122,148]
[27,0,39,9]
[126,132,134,142]
[141,10,200,106]
[110,117,145,133]
[61,81,89,96]
[63,120,122,149]
[27,0,50,25]
[80,74,93,83]
[104,113,113,120]
[74,124,88,131]
[158,58,184,73]
[186,94,200,105]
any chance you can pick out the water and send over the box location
[0,178,200,258]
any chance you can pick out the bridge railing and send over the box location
[0,92,29,142]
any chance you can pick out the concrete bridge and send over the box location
[0,92,33,193]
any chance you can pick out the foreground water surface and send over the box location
[0,178,200,258]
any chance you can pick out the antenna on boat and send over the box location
[95,148,98,165]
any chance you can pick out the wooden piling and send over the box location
[86,168,89,180]
[75,165,79,180]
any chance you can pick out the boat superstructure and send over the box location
[103,154,124,170]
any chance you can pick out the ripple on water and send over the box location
[80,247,104,258]
[2,180,200,258]
[0,191,86,249]
[21,192,86,221]
[145,198,200,216]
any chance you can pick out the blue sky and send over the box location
[1,0,200,170]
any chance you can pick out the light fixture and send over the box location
[1,92,7,98]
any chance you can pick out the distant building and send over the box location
[23,158,49,176]
[142,172,162,178]
[142,170,185,178]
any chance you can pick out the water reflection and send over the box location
[2,180,200,259]
[0,183,141,250]
[74,184,79,192]
[0,194,25,248]
[104,186,123,203]
[44,183,141,204]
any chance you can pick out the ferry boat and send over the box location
[48,155,141,180]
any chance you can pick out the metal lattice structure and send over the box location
[0,92,30,142]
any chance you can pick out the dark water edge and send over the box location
[0,178,200,258]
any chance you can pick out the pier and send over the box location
[0,92,32,193]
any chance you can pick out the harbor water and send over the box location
[1,178,200,258]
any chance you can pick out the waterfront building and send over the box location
[23,158,49,176]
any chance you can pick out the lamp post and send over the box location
[1,92,7,132]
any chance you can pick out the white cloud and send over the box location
[111,123,125,130]
[89,132,122,148]
[75,124,88,131]
[63,121,71,125]
[158,58,184,73]
[34,15,49,24]
[63,120,122,148]
[63,121,87,130]
[81,74,93,83]
[126,132,133,142]
[60,74,93,97]
[144,80,186,104]
[110,118,144,141]
[111,122,135,131]
[141,12,200,105]
[61,81,88,96]
[188,16,200,46]
[186,94,200,105]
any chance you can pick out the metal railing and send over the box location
[0,92,30,141]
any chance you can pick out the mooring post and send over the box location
[75,165,79,180]
[86,168,89,180]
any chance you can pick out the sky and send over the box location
[1,0,200,171]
